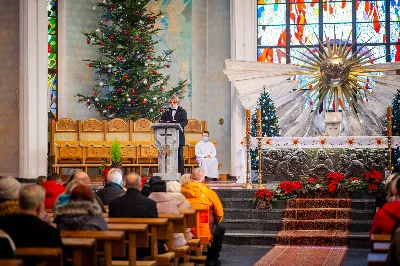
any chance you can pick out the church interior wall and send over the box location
[61,0,232,174]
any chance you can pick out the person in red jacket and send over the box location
[42,173,65,209]
[370,177,400,236]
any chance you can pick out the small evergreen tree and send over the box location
[76,0,185,121]
[251,87,280,170]
[111,139,121,164]
[388,90,400,171]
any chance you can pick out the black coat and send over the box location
[108,188,158,218]
[160,106,188,146]
[96,182,125,205]
[0,214,63,248]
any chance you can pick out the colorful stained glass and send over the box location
[322,1,352,23]
[323,23,352,40]
[47,0,57,118]
[290,2,319,25]
[356,45,387,64]
[257,48,287,63]
[258,26,287,46]
[290,24,319,45]
[390,22,400,43]
[258,4,286,25]
[390,1,400,22]
[390,44,400,62]
[356,22,386,43]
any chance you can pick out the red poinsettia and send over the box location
[254,189,274,201]
[279,181,303,195]
[141,177,148,187]
[368,184,379,191]
[364,170,383,184]
[102,166,111,179]
[326,172,345,193]
[349,177,360,182]
[307,177,315,183]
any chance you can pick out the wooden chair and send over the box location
[16,247,63,266]
[60,230,125,266]
[62,237,97,266]
[107,223,156,266]
[0,259,24,266]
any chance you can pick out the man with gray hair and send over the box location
[0,185,63,248]
[96,168,125,205]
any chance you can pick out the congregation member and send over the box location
[195,131,219,181]
[54,183,108,231]
[0,229,16,258]
[181,168,225,266]
[370,177,400,236]
[166,181,193,210]
[179,173,192,186]
[42,172,65,209]
[160,95,188,175]
[36,175,47,185]
[148,180,188,247]
[96,168,124,205]
[0,177,20,217]
[0,184,63,248]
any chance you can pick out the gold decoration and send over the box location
[290,30,392,122]
[161,144,172,156]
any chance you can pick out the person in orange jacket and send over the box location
[181,168,225,266]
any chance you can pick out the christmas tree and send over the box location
[76,0,185,121]
[251,87,280,170]
[389,90,400,171]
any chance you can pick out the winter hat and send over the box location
[150,180,167,193]
[166,181,181,193]
[0,177,21,200]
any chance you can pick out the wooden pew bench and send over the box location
[105,218,174,266]
[178,209,202,256]
[107,223,156,266]
[62,237,97,266]
[61,230,125,266]
[16,247,63,266]
[0,259,24,266]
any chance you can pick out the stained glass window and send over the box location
[48,0,57,118]
[257,0,400,111]
[257,1,400,63]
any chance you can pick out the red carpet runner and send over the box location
[255,195,350,265]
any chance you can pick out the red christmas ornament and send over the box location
[166,64,170,68]
[123,74,128,79]
[160,108,163,112]
[79,98,82,101]
[109,35,114,39]
[160,87,164,91]
[87,39,90,44]
[153,70,157,74]
[148,16,153,21]
[135,36,140,41]
[131,101,135,104]
[100,42,104,46]
[136,10,140,14]
[123,30,127,35]
[104,18,108,22]
[142,99,148,104]
[151,25,154,28]
[131,89,136,94]
[48,44,52,53]
[93,92,97,96]
[119,56,124,61]
[117,88,122,93]
[148,55,152,59]
[140,29,144,32]
[87,63,92,67]
[107,105,112,109]
[144,41,148,45]
[146,85,150,89]
[87,100,91,105]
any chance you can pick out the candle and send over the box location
[257,109,262,137]
[246,108,250,118]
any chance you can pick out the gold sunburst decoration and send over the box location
[288,30,388,122]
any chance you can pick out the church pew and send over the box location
[177,210,202,256]
[107,223,157,266]
[370,234,391,243]
[367,253,387,266]
[62,237,97,266]
[60,230,125,266]
[372,242,390,253]
[193,206,213,246]
[104,218,174,264]
[0,259,23,266]
[16,247,63,266]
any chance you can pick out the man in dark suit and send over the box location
[160,95,188,175]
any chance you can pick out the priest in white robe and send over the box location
[195,131,219,180]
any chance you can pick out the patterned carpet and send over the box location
[253,245,347,266]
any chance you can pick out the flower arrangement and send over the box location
[253,170,384,208]
[100,139,122,186]
[254,188,275,209]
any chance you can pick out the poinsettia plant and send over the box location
[254,188,275,209]
[343,170,384,192]
[275,181,303,200]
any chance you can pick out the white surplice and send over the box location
[195,141,219,179]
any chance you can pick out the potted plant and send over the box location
[254,188,274,209]
[101,139,122,186]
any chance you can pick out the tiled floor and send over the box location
[219,245,369,266]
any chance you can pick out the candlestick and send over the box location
[388,106,393,173]
[257,109,263,188]
[245,108,252,189]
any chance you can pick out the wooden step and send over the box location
[189,255,206,263]
[157,252,175,266]
[112,261,157,266]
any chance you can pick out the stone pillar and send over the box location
[152,123,181,181]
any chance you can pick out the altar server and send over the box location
[195,131,219,180]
